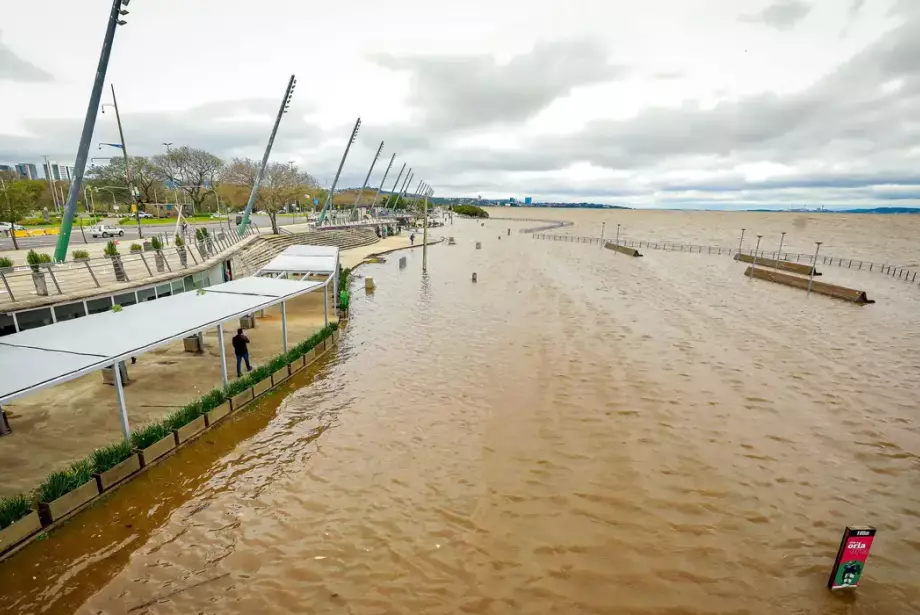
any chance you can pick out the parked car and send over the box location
[90,224,125,238]
[0,222,25,232]
[137,212,154,219]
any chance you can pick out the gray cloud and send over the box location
[372,38,625,131]
[0,32,52,82]
[741,1,812,31]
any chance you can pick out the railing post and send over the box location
[44,263,62,294]
[84,260,101,287]
[0,269,14,302]
[138,252,153,277]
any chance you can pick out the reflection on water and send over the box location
[1,211,919,615]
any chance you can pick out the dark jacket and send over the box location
[232,333,250,356]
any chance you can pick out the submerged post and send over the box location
[217,324,228,387]
[616,224,621,248]
[281,301,288,353]
[112,360,130,440]
[775,231,786,272]
[601,221,605,248]
[738,228,746,255]
[808,242,823,295]
[751,235,763,276]
[422,190,430,273]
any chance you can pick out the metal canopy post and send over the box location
[217,323,229,387]
[112,360,130,440]
[281,301,288,353]
[324,283,329,327]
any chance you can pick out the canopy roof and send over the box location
[258,245,340,277]
[0,277,324,404]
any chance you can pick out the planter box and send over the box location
[136,434,175,467]
[102,362,129,385]
[306,348,319,364]
[174,415,207,444]
[253,377,271,398]
[206,402,231,426]
[333,329,340,342]
[289,358,304,375]
[39,480,100,524]
[183,335,202,353]
[0,511,42,554]
[231,389,253,411]
[239,315,255,329]
[272,367,289,386]
[94,454,141,491]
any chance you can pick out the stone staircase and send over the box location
[232,228,379,277]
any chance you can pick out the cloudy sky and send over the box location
[1,0,918,209]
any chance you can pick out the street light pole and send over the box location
[738,228,746,254]
[54,0,130,262]
[103,83,142,238]
[318,116,361,226]
[370,153,396,212]
[751,235,763,276]
[774,231,786,272]
[352,140,384,220]
[239,74,297,236]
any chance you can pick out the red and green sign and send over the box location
[828,526,876,590]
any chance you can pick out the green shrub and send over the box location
[119,217,134,225]
[72,250,90,260]
[174,234,185,247]
[131,421,172,449]
[0,257,12,268]
[450,204,489,218]
[103,240,119,256]
[90,440,134,474]
[38,459,93,502]
[194,227,204,241]
[0,493,32,530]
[26,249,50,271]
[150,236,163,250]
[129,243,143,253]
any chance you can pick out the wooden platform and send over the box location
[743,267,874,304]
[604,242,643,257]
[734,253,819,276]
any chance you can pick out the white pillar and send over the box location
[113,361,130,440]
[217,323,229,387]
[324,284,329,326]
[281,301,288,353]
[333,260,339,303]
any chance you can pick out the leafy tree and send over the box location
[0,180,44,249]
[86,156,160,205]
[222,158,319,233]
[151,146,223,214]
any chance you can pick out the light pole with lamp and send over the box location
[807,242,822,295]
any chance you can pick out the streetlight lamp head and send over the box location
[117,19,127,25]
[121,0,130,6]
[119,9,129,15]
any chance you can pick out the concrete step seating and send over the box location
[233,228,379,277]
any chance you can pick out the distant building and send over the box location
[524,197,532,205]
[0,164,14,175]
[17,163,39,180]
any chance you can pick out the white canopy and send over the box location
[258,245,340,277]
[0,277,324,405]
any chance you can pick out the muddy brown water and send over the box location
[1,211,919,614]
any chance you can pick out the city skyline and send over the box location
[1,0,918,210]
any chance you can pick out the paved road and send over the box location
[0,215,281,251]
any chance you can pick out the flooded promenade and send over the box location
[1,211,919,614]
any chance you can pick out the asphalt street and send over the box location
[0,215,281,251]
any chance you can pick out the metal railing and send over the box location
[532,232,919,285]
[0,224,261,305]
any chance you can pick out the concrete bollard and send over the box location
[448,237,456,245]
[472,272,477,283]
[365,277,376,290]
[476,241,481,249]
[498,236,501,240]
[399,256,407,269]
[507,228,511,235]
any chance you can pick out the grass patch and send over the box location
[37,459,93,503]
[131,422,173,449]
[0,494,32,530]
[89,440,134,474]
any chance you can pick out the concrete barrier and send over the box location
[744,267,874,304]
[604,242,642,257]
[735,253,819,276]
